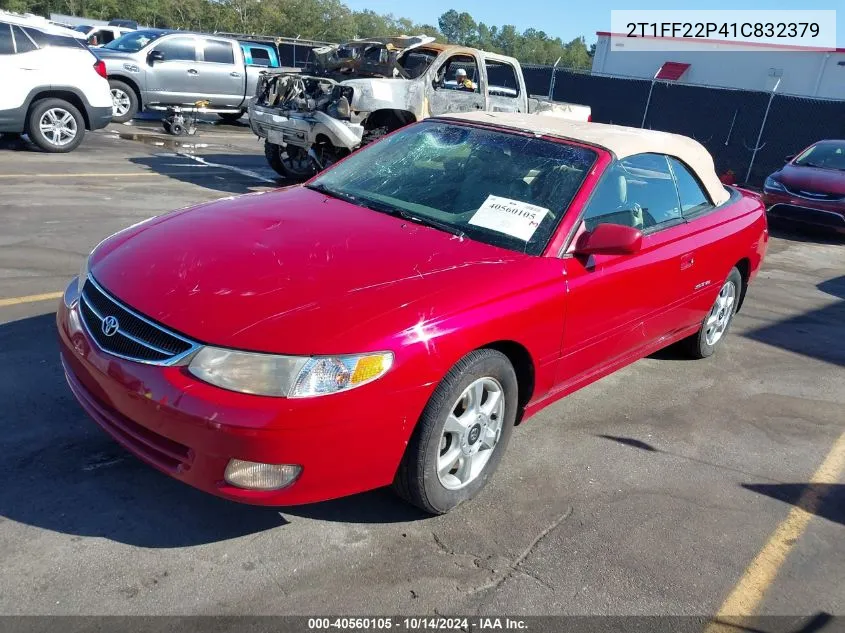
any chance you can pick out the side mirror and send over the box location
[574,223,643,256]
[785,154,795,162]
[147,50,164,64]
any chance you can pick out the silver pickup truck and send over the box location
[95,29,269,123]
[248,36,592,180]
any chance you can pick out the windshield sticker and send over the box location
[468,195,550,241]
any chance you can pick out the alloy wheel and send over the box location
[704,280,737,346]
[38,108,78,147]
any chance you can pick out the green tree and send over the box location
[438,9,476,45]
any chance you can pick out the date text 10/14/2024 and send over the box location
[307,617,528,631]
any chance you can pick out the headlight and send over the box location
[187,347,393,398]
[334,96,350,118]
[764,176,786,192]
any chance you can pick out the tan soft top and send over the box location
[440,111,730,206]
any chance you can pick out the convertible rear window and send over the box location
[309,120,597,255]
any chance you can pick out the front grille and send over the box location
[783,185,844,201]
[79,276,198,364]
[768,204,845,228]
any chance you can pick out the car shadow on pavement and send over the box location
[128,154,285,196]
[0,313,425,547]
[741,276,845,368]
[767,222,845,245]
[741,484,844,527]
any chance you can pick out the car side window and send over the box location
[154,36,197,62]
[12,26,37,53]
[669,156,713,216]
[249,47,271,66]
[582,154,682,232]
[0,23,14,55]
[202,40,235,64]
[434,54,480,93]
[485,60,520,98]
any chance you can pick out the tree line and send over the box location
[0,0,592,67]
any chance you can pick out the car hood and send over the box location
[90,187,525,354]
[777,164,845,196]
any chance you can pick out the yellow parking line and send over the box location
[707,430,845,626]
[0,291,63,307]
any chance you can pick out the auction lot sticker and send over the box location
[469,195,550,241]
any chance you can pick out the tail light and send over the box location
[93,60,107,79]
[587,114,592,122]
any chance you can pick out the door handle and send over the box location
[230,71,241,77]
[187,69,198,75]
[680,253,695,270]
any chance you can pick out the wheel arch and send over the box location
[364,108,417,131]
[26,90,90,130]
[734,257,751,312]
[477,340,535,425]
[108,75,143,109]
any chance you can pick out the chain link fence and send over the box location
[524,65,845,186]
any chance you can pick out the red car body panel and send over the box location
[58,122,769,506]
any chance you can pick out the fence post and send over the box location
[641,68,660,128]
[548,57,561,101]
[745,77,781,184]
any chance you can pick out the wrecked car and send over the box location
[247,35,593,180]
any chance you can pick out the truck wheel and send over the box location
[109,80,138,123]
[218,112,244,124]
[264,142,317,181]
[27,98,85,153]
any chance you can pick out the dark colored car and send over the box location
[763,140,845,234]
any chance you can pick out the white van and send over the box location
[0,11,112,152]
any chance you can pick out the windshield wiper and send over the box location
[306,183,467,238]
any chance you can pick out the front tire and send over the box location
[27,98,85,153]
[263,141,318,181]
[108,80,138,123]
[393,349,518,514]
[683,267,742,359]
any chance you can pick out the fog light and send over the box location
[224,459,301,491]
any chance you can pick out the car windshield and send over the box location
[308,120,597,255]
[793,142,845,170]
[103,30,164,52]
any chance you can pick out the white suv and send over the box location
[0,12,112,152]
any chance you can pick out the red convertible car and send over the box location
[58,112,768,514]
[763,139,845,234]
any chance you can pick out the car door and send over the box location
[143,35,200,105]
[557,153,691,386]
[666,155,728,328]
[427,53,485,116]
[195,38,243,107]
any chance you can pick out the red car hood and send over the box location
[777,164,845,196]
[90,187,526,354]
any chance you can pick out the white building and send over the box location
[591,31,845,99]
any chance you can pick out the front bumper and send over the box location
[57,281,430,506]
[763,190,845,234]
[249,104,364,149]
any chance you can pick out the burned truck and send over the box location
[248,36,592,180]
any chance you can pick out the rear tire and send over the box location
[108,80,138,123]
[683,267,742,359]
[217,111,244,123]
[393,349,518,514]
[27,98,85,153]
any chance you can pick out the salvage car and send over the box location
[763,139,845,235]
[58,112,767,514]
[248,36,592,180]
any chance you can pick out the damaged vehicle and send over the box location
[248,35,592,180]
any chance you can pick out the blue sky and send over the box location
[341,1,843,46]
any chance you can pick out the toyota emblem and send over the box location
[101,315,120,337]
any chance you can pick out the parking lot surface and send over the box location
[0,124,843,617]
